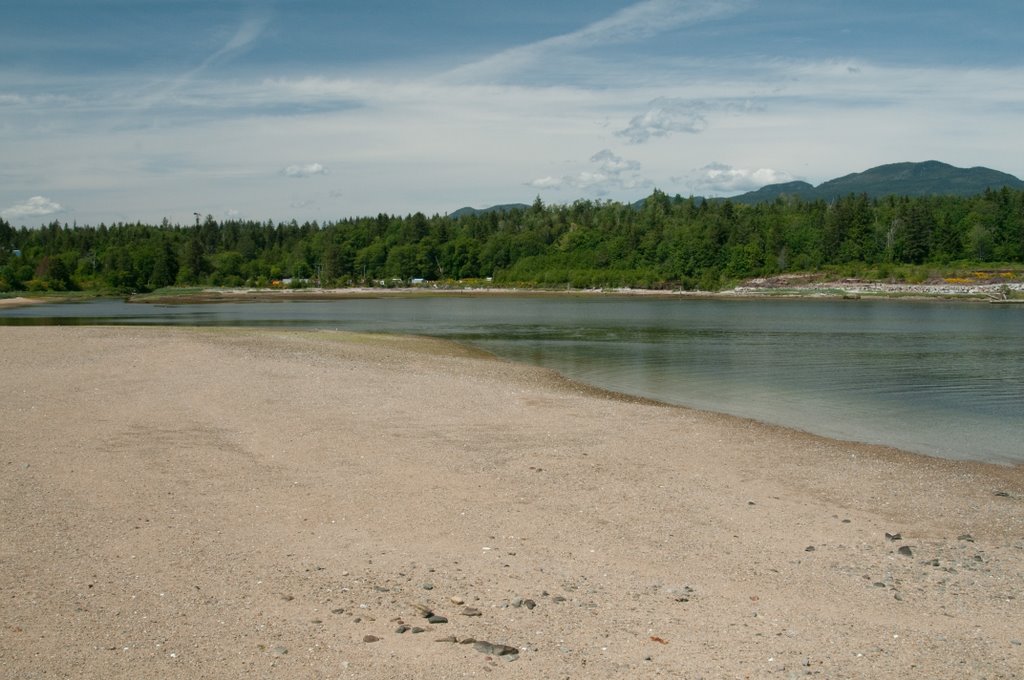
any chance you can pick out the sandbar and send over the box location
[1,326,1021,678]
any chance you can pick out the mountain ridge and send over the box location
[454,161,1024,216]
[725,160,1024,204]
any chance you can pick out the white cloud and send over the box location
[691,163,793,194]
[527,176,562,189]
[617,97,760,143]
[528,150,650,195]
[2,195,64,219]
[282,163,328,178]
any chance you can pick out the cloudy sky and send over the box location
[3,0,1023,226]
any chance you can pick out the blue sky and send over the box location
[2,0,1023,226]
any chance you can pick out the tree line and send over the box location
[2,187,1023,294]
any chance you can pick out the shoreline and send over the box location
[2,326,1022,678]
[126,280,1022,305]
[6,277,1023,307]
[4,294,1020,467]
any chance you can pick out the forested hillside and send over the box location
[2,187,1023,294]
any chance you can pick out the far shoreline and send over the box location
[124,279,1022,305]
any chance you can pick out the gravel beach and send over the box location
[1,326,1022,678]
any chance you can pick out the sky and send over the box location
[2,0,1023,227]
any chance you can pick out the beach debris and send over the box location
[650,636,668,645]
[473,641,519,656]
[885,532,902,541]
[897,546,913,557]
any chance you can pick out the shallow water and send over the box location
[3,296,1022,464]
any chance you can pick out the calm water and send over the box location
[2,296,1022,464]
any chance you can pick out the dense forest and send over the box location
[2,187,1023,294]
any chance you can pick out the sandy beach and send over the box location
[1,326,1022,679]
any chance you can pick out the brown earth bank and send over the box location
[0,297,47,309]
[1,326,1022,679]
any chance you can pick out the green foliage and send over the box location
[3,189,1024,293]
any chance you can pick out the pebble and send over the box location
[461,607,483,617]
[363,635,380,643]
[885,533,902,541]
[958,534,975,542]
[421,583,434,590]
[411,627,426,634]
[414,604,433,618]
[436,635,458,643]
[427,615,448,624]
[395,625,410,634]
[331,608,345,615]
[805,546,816,552]
[450,596,465,605]
[897,546,914,557]
[523,599,537,610]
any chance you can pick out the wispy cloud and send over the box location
[528,150,651,195]
[282,163,328,178]
[135,11,272,112]
[446,0,750,83]
[2,195,64,219]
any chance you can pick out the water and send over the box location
[2,296,1022,464]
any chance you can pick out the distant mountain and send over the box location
[449,203,530,219]
[457,162,1023,217]
[726,161,1024,205]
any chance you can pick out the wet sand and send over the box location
[1,326,1022,678]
